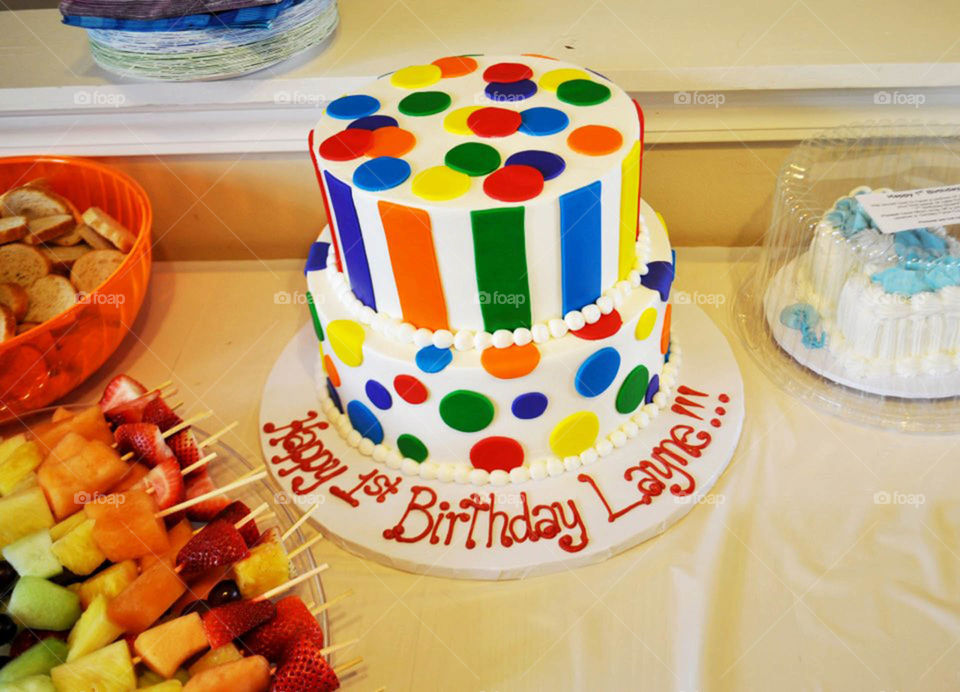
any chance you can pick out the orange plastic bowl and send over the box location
[0,156,152,422]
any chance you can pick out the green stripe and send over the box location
[470,207,532,331]
[307,291,324,341]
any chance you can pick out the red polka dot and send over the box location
[318,129,373,161]
[483,62,533,83]
[466,107,522,138]
[469,436,524,472]
[394,374,428,404]
[571,310,623,340]
[483,165,544,202]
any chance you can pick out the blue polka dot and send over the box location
[347,114,398,130]
[365,379,393,410]
[327,95,380,120]
[415,345,452,374]
[326,378,343,414]
[485,80,537,103]
[575,347,621,398]
[346,400,384,444]
[511,392,548,419]
[644,374,660,404]
[353,157,411,191]
[519,107,569,136]
[505,150,565,181]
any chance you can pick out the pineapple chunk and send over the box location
[76,560,137,610]
[50,641,135,692]
[49,512,86,542]
[233,539,291,599]
[67,594,123,661]
[139,682,182,691]
[0,440,42,496]
[0,434,25,465]
[187,643,242,676]
[52,519,105,576]
[0,486,55,549]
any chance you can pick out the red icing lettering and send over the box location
[263,412,348,494]
[330,470,403,508]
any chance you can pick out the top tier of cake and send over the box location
[310,54,645,337]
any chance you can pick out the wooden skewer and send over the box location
[334,656,363,676]
[198,421,238,449]
[310,590,353,616]
[169,400,184,412]
[237,502,269,529]
[320,638,359,658]
[163,409,214,438]
[235,467,264,482]
[180,452,218,476]
[288,532,324,559]
[157,469,267,517]
[259,563,328,601]
[281,502,319,542]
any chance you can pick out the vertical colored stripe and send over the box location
[323,171,377,310]
[618,141,641,280]
[559,181,602,314]
[633,99,645,239]
[307,130,343,273]
[471,207,532,331]
[378,201,449,330]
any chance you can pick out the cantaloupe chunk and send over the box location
[31,406,113,457]
[135,613,208,679]
[140,519,192,573]
[38,440,130,520]
[86,489,167,561]
[108,558,185,633]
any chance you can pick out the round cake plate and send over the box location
[764,255,960,399]
[259,304,744,580]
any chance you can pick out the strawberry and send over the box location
[201,598,276,648]
[114,423,177,468]
[168,428,200,469]
[9,629,68,658]
[138,457,184,509]
[242,596,323,662]
[271,636,340,692]
[254,526,280,548]
[184,468,230,521]
[104,391,158,427]
[99,374,147,413]
[141,397,182,432]
[212,500,261,547]
[176,519,249,580]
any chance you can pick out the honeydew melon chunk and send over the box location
[8,577,81,630]
[0,639,68,683]
[2,529,62,578]
[50,641,136,692]
[66,594,123,661]
[1,674,57,692]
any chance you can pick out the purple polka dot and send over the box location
[485,80,537,103]
[645,374,660,404]
[326,378,343,413]
[347,114,399,130]
[365,379,393,410]
[505,150,566,181]
[511,392,548,419]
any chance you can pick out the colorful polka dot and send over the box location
[352,157,411,191]
[326,94,379,120]
[347,114,398,130]
[470,437,524,472]
[443,106,482,135]
[347,400,384,444]
[394,374,428,404]
[549,411,599,457]
[480,343,540,379]
[318,129,373,161]
[485,80,537,102]
[432,55,478,78]
[660,304,672,354]
[398,91,451,117]
[616,364,649,414]
[575,347,621,397]
[367,127,416,157]
[511,392,548,419]
[538,68,590,91]
[307,292,324,341]
[444,142,501,176]
[483,165,544,202]
[326,378,343,413]
[397,433,428,462]
[365,379,393,410]
[483,62,533,83]
[411,166,471,201]
[504,150,565,180]
[645,374,660,404]
[467,107,522,137]
[439,390,495,433]
[557,79,611,106]
[327,319,364,367]
[634,307,657,340]
[571,310,622,340]
[567,125,623,156]
[519,107,569,136]
[323,355,340,387]
[390,64,442,89]
[415,345,452,373]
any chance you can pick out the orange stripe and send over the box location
[377,201,448,330]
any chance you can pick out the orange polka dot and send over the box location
[660,304,672,355]
[367,127,416,157]
[481,343,540,379]
[522,53,558,60]
[431,55,478,78]
[567,125,623,156]
[324,354,341,387]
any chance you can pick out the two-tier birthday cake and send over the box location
[303,54,678,486]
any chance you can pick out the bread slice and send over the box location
[0,305,15,342]
[52,223,85,246]
[0,282,29,321]
[78,223,115,251]
[80,207,136,253]
[24,275,76,323]
[40,244,91,272]
[0,186,72,220]
[24,215,75,245]
[0,243,50,286]
[0,216,28,245]
[70,249,125,295]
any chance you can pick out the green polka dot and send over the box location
[397,433,428,462]
[439,390,494,433]
[398,91,452,117]
[444,142,501,176]
[307,292,324,341]
[556,79,611,106]
[615,364,649,414]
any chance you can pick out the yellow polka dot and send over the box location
[549,411,599,457]
[634,307,657,340]
[411,166,471,201]
[656,211,669,238]
[327,319,365,367]
[538,68,590,91]
[390,64,442,90]
[443,106,482,135]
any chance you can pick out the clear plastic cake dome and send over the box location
[735,121,960,432]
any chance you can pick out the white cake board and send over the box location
[764,256,960,399]
[259,304,744,580]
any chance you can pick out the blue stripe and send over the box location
[559,181,602,314]
[304,241,330,275]
[323,171,377,310]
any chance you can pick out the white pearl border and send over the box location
[315,339,682,487]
